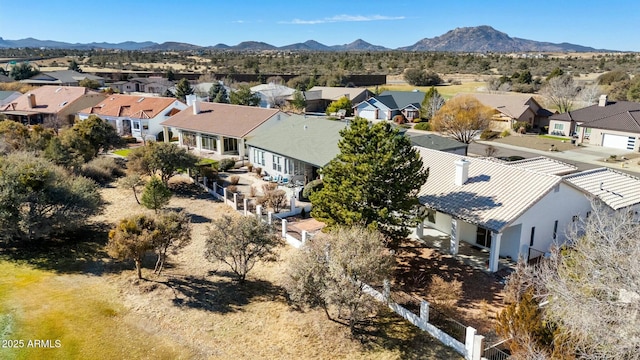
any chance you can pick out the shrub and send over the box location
[413,122,431,131]
[246,163,253,173]
[254,167,262,176]
[249,185,257,197]
[393,114,406,124]
[81,156,125,183]
[302,179,323,200]
[262,183,277,193]
[219,158,236,171]
[226,185,238,193]
[229,175,240,185]
[512,121,531,132]
[480,129,499,140]
[258,189,288,212]
[500,129,511,137]
[122,136,139,144]
[429,275,463,315]
[199,166,218,180]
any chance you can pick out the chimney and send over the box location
[27,93,36,108]
[454,159,470,186]
[598,94,608,107]
[185,94,196,107]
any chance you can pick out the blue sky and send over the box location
[1,0,638,51]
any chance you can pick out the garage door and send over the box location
[358,109,377,120]
[602,133,635,150]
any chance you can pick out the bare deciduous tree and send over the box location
[577,83,602,107]
[285,226,394,334]
[540,75,579,113]
[204,214,280,282]
[535,202,640,359]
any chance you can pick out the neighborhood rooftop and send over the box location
[0,85,91,114]
[246,115,346,167]
[563,167,640,210]
[80,94,179,119]
[407,133,467,153]
[416,147,561,233]
[466,92,553,119]
[551,100,640,134]
[504,156,578,176]
[160,102,281,138]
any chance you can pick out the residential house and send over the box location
[78,94,186,141]
[246,115,347,183]
[21,70,105,87]
[415,147,592,272]
[160,95,287,157]
[0,85,105,126]
[549,95,640,151]
[192,82,233,102]
[354,90,425,122]
[251,83,295,108]
[407,132,468,155]
[466,92,553,132]
[0,91,21,108]
[108,77,174,95]
[302,86,373,113]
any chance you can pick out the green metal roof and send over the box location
[246,115,347,167]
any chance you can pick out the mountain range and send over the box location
[0,26,611,52]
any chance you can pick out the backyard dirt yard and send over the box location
[1,176,465,360]
[490,134,580,152]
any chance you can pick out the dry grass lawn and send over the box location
[0,177,462,360]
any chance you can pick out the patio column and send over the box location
[489,232,503,272]
[196,133,203,151]
[217,136,224,154]
[162,126,170,143]
[450,219,460,255]
[416,222,424,238]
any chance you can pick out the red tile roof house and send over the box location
[160,95,288,158]
[0,85,105,126]
[78,94,187,141]
[549,95,640,151]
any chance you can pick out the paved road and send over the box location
[468,141,640,175]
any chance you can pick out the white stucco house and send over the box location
[78,94,187,141]
[250,83,296,108]
[415,148,595,272]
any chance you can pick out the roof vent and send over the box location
[137,97,144,103]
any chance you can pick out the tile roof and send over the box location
[25,70,103,84]
[416,147,561,232]
[246,115,346,167]
[563,168,640,210]
[160,102,282,138]
[504,156,578,175]
[0,91,21,106]
[0,85,91,114]
[79,94,180,119]
[550,100,640,134]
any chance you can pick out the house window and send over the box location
[182,131,197,147]
[584,128,591,139]
[530,227,535,247]
[253,149,265,166]
[554,123,564,130]
[133,121,140,130]
[476,227,492,248]
[202,135,217,151]
[284,158,305,175]
[272,155,282,172]
[223,138,238,153]
[553,220,558,240]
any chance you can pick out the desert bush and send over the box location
[246,163,253,173]
[229,175,240,185]
[226,185,238,193]
[512,121,531,132]
[199,166,218,180]
[254,166,262,176]
[413,122,431,131]
[262,182,277,193]
[302,179,323,200]
[219,158,236,171]
[258,189,288,212]
[500,129,511,137]
[480,129,499,140]
[249,185,257,197]
[598,70,629,85]
[429,275,463,315]
[81,156,125,183]
[393,114,406,124]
